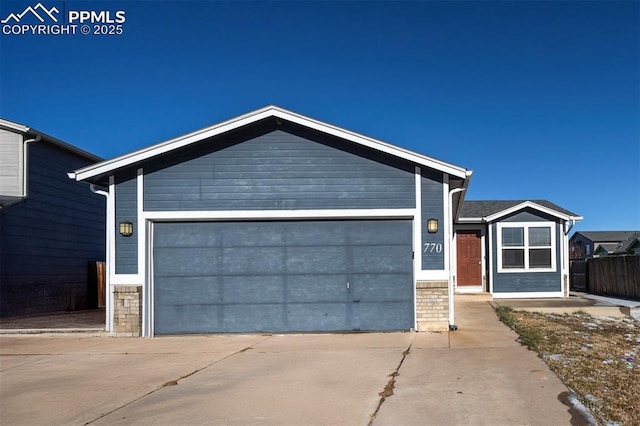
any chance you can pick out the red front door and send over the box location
[457,230,482,286]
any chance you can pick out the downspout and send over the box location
[563,218,577,297]
[89,183,112,332]
[448,186,467,330]
[22,135,42,198]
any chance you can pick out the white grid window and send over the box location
[497,222,556,273]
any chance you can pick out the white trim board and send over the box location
[70,106,470,182]
[484,201,582,222]
[141,208,417,221]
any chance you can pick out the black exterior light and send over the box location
[119,221,133,237]
[427,218,439,233]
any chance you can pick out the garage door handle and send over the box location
[347,282,350,290]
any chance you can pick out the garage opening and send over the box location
[152,219,414,334]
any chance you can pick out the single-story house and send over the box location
[0,118,106,317]
[455,200,582,298]
[69,106,580,336]
[570,231,640,258]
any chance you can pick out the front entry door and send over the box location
[457,230,482,286]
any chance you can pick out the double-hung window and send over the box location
[497,222,556,272]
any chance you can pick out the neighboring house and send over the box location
[455,200,582,298]
[69,106,580,336]
[0,119,105,317]
[570,231,640,258]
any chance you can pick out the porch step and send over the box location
[455,293,493,302]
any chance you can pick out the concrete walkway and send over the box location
[375,295,588,425]
[0,296,588,425]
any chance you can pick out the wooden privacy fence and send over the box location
[88,261,107,308]
[576,256,640,301]
[569,259,587,292]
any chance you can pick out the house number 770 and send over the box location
[423,243,443,254]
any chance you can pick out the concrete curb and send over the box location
[0,328,105,336]
[567,392,599,426]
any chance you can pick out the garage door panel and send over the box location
[153,220,413,334]
[155,304,222,334]
[155,276,222,305]
[286,303,349,331]
[350,274,414,302]
[222,276,286,304]
[353,246,412,273]
[286,275,350,303]
[285,223,347,246]
[353,302,414,330]
[154,248,220,276]
[221,247,285,274]
[154,222,222,248]
[221,223,285,247]
[223,304,285,332]
[348,222,412,245]
[285,246,348,274]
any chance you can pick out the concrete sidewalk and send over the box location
[374,295,588,425]
[0,296,588,425]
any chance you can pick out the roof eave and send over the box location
[0,118,103,163]
[484,201,578,222]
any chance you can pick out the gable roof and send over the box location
[69,105,471,183]
[0,118,102,162]
[572,231,640,243]
[617,235,640,253]
[459,200,582,222]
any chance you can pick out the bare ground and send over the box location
[494,307,639,426]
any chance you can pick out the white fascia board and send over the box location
[457,217,483,223]
[0,118,29,133]
[484,201,573,222]
[72,106,469,181]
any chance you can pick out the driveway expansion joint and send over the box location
[82,335,273,425]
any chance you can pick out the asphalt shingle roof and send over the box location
[460,200,579,219]
[575,231,640,243]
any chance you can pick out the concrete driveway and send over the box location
[0,297,588,425]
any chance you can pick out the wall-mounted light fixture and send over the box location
[119,221,133,237]
[427,218,439,233]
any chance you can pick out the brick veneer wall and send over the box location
[113,285,142,336]
[415,281,449,332]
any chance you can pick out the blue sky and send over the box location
[1,0,638,232]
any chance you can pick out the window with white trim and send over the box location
[497,222,556,272]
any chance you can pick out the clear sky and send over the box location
[1,0,638,232]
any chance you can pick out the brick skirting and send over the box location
[113,285,142,337]
[416,281,449,332]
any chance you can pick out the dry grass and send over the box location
[495,306,639,426]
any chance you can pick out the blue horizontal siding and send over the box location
[143,129,415,211]
[0,142,105,316]
[115,171,138,274]
[421,168,444,270]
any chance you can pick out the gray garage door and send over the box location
[153,220,414,334]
